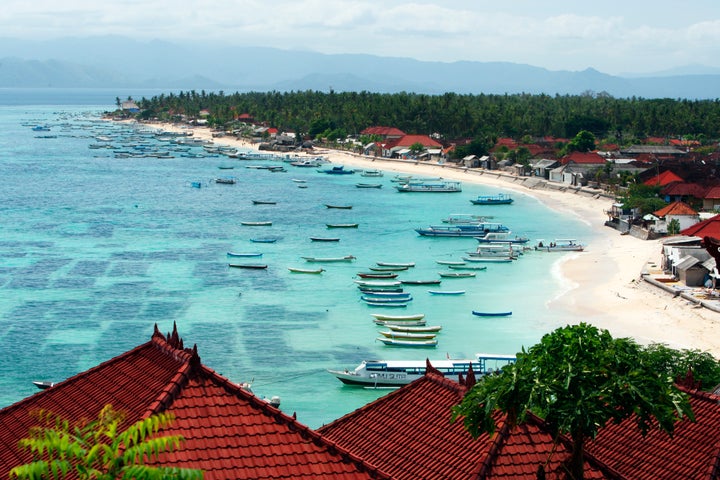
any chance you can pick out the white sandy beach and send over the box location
[154,122,720,356]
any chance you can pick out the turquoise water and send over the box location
[0,93,592,428]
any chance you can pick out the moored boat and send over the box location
[534,239,585,252]
[310,237,340,242]
[327,353,517,387]
[376,261,415,268]
[395,181,461,193]
[376,337,437,347]
[360,169,384,177]
[227,252,263,257]
[325,204,353,209]
[319,165,355,175]
[357,272,398,279]
[369,265,409,272]
[448,264,487,271]
[288,267,325,274]
[354,279,402,287]
[303,255,356,262]
[470,193,514,205]
[252,200,277,205]
[365,301,407,308]
[326,223,359,228]
[472,310,513,317]
[428,289,466,295]
[356,183,383,189]
[378,330,436,340]
[250,237,278,243]
[371,313,425,321]
[228,263,268,269]
[415,223,510,237]
[241,221,272,226]
[361,295,412,303]
[461,256,513,263]
[435,260,466,266]
[400,279,442,285]
[438,272,476,278]
[386,324,442,333]
[474,231,530,244]
[358,286,405,293]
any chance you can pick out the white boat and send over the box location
[428,289,466,295]
[474,231,530,244]
[288,267,325,274]
[376,337,437,347]
[374,319,427,327]
[441,214,490,224]
[386,324,442,333]
[227,252,263,257]
[365,301,407,308]
[328,353,517,387]
[438,272,476,278]
[356,183,383,189]
[535,239,585,252]
[395,181,462,193]
[354,279,402,287]
[461,256,513,263]
[241,221,272,226]
[360,169,384,177]
[378,331,437,340]
[303,255,356,262]
[361,295,413,303]
[371,313,425,321]
[376,261,415,268]
[435,260,466,266]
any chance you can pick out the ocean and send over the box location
[0,89,592,428]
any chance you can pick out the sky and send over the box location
[3,0,720,75]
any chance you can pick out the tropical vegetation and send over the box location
[452,323,700,480]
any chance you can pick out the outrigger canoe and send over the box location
[378,331,437,340]
[303,255,356,262]
[354,279,402,287]
[241,221,272,226]
[386,324,442,333]
[227,252,263,257]
[376,261,415,268]
[310,237,340,242]
[376,337,438,347]
[428,290,466,295]
[326,223,359,228]
[228,263,268,269]
[325,204,353,209]
[288,267,324,274]
[472,310,513,317]
[371,313,425,321]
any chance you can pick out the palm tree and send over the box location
[10,404,203,480]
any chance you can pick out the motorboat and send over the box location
[469,193,513,205]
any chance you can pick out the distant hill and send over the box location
[0,36,718,99]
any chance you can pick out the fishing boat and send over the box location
[414,223,510,237]
[369,265,409,272]
[358,286,405,293]
[361,295,412,303]
[441,214,490,224]
[359,291,411,298]
[462,256,513,263]
[365,301,407,308]
[448,264,488,271]
[325,204,353,209]
[357,272,398,279]
[326,223,359,228]
[215,177,237,184]
[360,169,383,177]
[241,221,272,226]
[327,353,517,387]
[469,193,514,205]
[250,237,278,243]
[291,178,307,183]
[378,331,436,341]
[474,231,530,244]
[310,237,340,242]
[373,319,426,327]
[32,381,55,390]
[319,165,355,174]
[371,313,425,321]
[376,337,437,347]
[303,255,356,262]
[356,183,383,188]
[472,310,513,317]
[288,267,324,274]
[534,239,585,252]
[386,324,442,333]
[400,279,442,285]
[438,272,476,278]
[395,181,462,193]
[252,200,277,205]
[227,252,263,258]
[228,263,268,269]
[354,279,402,287]
[435,260,466,266]
[376,261,415,268]
[428,289,466,295]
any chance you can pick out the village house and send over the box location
[3,327,720,479]
[381,134,443,160]
[652,201,700,234]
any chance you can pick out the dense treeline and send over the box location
[133,90,720,143]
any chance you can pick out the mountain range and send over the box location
[0,36,718,99]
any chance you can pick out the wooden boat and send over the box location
[361,295,412,303]
[32,381,55,390]
[228,263,268,269]
[356,183,383,188]
[319,165,355,175]
[472,310,513,317]
[441,214,490,224]
[369,265,409,272]
[252,200,277,205]
[357,272,398,279]
[371,313,425,321]
[400,279,442,285]
[415,223,509,237]
[303,255,356,263]
[215,177,237,184]
[354,279,401,287]
[291,178,307,183]
[475,231,530,244]
[386,324,442,333]
[365,301,407,308]
[374,319,426,327]
[360,169,384,177]
[435,260,466,266]
[376,261,415,268]
[428,290,466,295]
[288,267,324,274]
[325,204,353,209]
[395,181,461,193]
[438,272,476,278]
[227,252,263,258]
[469,193,513,205]
[310,237,340,242]
[448,264,487,271]
[326,223,359,228]
[250,237,278,243]
[461,256,513,263]
[358,286,405,293]
[378,331,436,340]
[241,221,272,226]
[534,239,585,252]
[376,337,437,347]
[359,291,410,298]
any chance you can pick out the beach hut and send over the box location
[675,255,709,286]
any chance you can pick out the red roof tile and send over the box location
[384,134,442,149]
[0,326,388,480]
[561,151,606,165]
[643,170,684,186]
[703,186,720,200]
[653,201,698,217]
[681,214,720,238]
[361,126,406,137]
[661,182,706,198]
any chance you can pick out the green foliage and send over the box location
[642,344,720,390]
[667,218,681,235]
[10,405,203,480]
[408,142,425,155]
[617,182,667,215]
[452,323,694,480]
[566,130,597,153]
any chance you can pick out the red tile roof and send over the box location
[703,186,720,200]
[643,170,684,186]
[0,326,389,480]
[653,201,698,217]
[361,126,406,137]
[661,182,706,198]
[681,214,720,238]
[384,134,442,149]
[561,151,606,165]
[587,386,720,479]
[319,366,610,479]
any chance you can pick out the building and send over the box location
[652,201,700,234]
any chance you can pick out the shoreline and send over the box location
[148,121,720,356]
